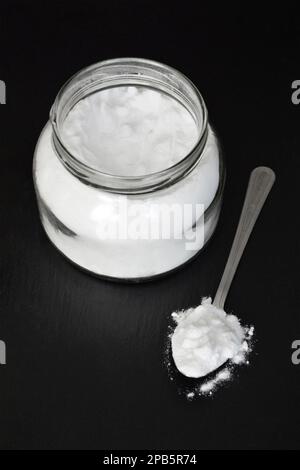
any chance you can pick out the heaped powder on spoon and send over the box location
[169,297,254,397]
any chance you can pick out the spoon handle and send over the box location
[213,166,276,310]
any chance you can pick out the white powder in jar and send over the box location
[34,85,221,279]
[62,86,199,176]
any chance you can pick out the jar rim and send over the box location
[50,57,209,194]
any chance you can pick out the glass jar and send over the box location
[33,58,225,281]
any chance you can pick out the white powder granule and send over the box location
[199,368,232,396]
[62,86,199,176]
[171,297,253,379]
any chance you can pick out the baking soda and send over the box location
[34,86,220,279]
[62,86,199,176]
[168,297,254,398]
[199,368,232,395]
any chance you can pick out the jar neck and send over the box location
[50,58,208,194]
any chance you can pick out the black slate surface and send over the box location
[0,1,299,450]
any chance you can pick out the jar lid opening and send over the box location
[50,58,208,194]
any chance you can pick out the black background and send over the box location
[0,1,300,450]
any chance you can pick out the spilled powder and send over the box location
[199,368,232,396]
